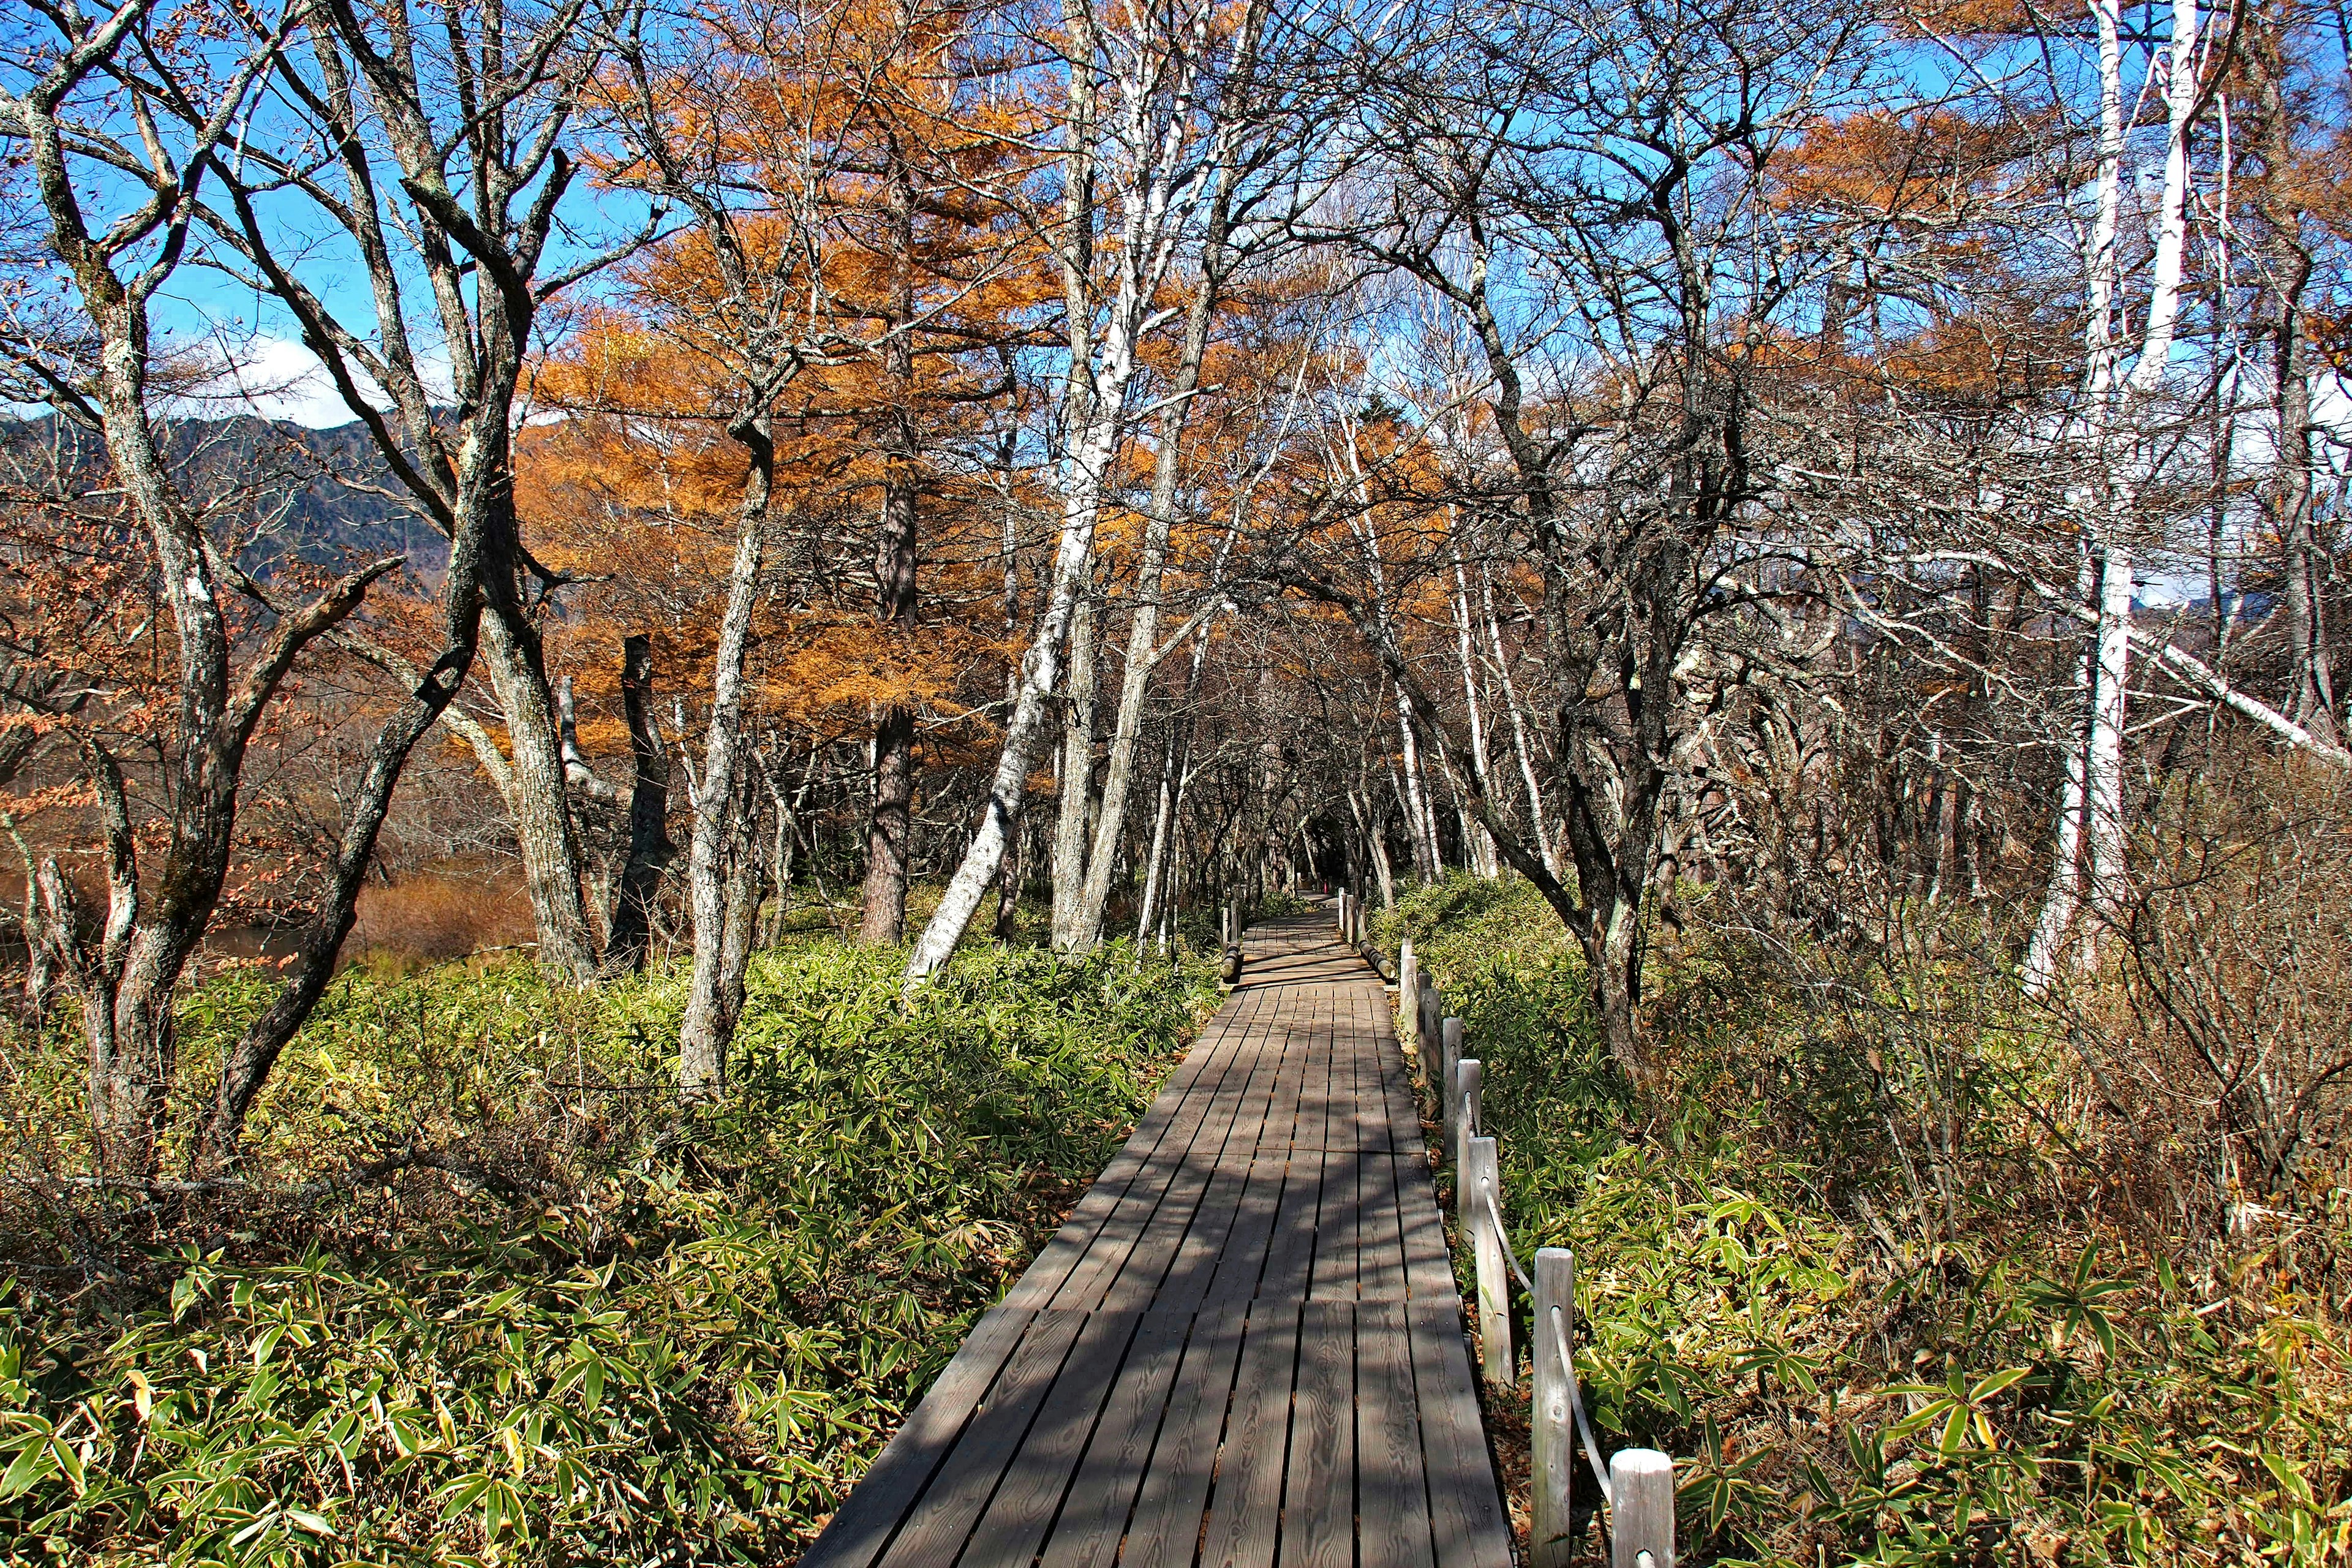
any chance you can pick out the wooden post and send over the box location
[1532,1248,1576,1568]
[1609,1449,1675,1568]
[1456,1058,1482,1170]
[1419,984,1442,1117]
[1440,1017,1464,1159]
[1399,940,1417,1045]
[1461,1134,1510,1387]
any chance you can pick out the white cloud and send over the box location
[167,333,452,428]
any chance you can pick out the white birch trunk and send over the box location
[904,0,1234,986]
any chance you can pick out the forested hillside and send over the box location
[2,0,2347,1558]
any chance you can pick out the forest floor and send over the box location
[0,905,1223,1564]
[1395,875,2351,1567]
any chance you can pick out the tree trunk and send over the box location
[679,423,774,1099]
[602,635,674,976]
[1070,222,1232,952]
[2024,548,2097,994]
[861,142,924,945]
[1049,589,1101,947]
[1483,567,1558,878]
[1449,552,1498,876]
[2082,544,2132,944]
[480,612,600,984]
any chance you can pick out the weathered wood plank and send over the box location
[1408,1299,1514,1568]
[1201,1300,1302,1568]
[795,1304,1038,1568]
[1034,1311,1193,1568]
[1357,1303,1438,1568]
[954,1310,1143,1568]
[863,1309,1088,1568]
[1287,1300,1357,1568]
[1115,1305,1249,1568]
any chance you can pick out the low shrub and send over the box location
[1,940,1220,1565]
[1385,873,2352,1567]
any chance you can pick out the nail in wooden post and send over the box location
[1440,1017,1465,1160]
[1461,1134,1510,1387]
[1532,1248,1576,1568]
[1608,1449,1675,1568]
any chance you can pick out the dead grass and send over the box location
[345,862,537,970]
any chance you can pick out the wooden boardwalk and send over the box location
[799,912,1510,1568]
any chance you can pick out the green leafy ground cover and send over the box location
[1385,875,2351,1567]
[2,940,1219,1565]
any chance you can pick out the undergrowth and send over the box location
[1380,874,2351,1567]
[1,940,1220,1565]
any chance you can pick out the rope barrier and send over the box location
[1481,1174,1616,1510]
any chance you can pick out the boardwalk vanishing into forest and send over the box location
[798,911,1512,1568]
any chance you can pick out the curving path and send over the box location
[798,911,1510,1568]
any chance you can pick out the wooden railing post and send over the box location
[1609,1450,1675,1568]
[1439,1017,1465,1159]
[1398,940,1418,1048]
[1458,1053,1477,1152]
[1461,1133,1510,1387]
[1532,1247,1576,1568]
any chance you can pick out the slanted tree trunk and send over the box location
[1069,162,1243,952]
[904,0,1257,986]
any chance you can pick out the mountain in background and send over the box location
[2,412,448,576]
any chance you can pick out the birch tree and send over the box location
[902,0,1270,984]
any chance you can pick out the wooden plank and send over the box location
[1147,1027,1284,1311]
[1357,1303,1438,1568]
[1200,1300,1302,1568]
[1324,999,1379,1157]
[1034,1311,1192,1568]
[1045,1006,1263,1311]
[1257,1141,1327,1302]
[1116,1305,1250,1568]
[1408,1299,1513,1568]
[1311,1147,1365,1301]
[1199,1149,1289,1304]
[952,1310,1143,1568]
[1004,984,1267,1312]
[1099,1024,1278,1311]
[869,1310,1090,1568]
[1259,997,1331,1300]
[796,1305,1038,1568]
[1356,1142,1408,1302]
[1286,1300,1356,1568]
